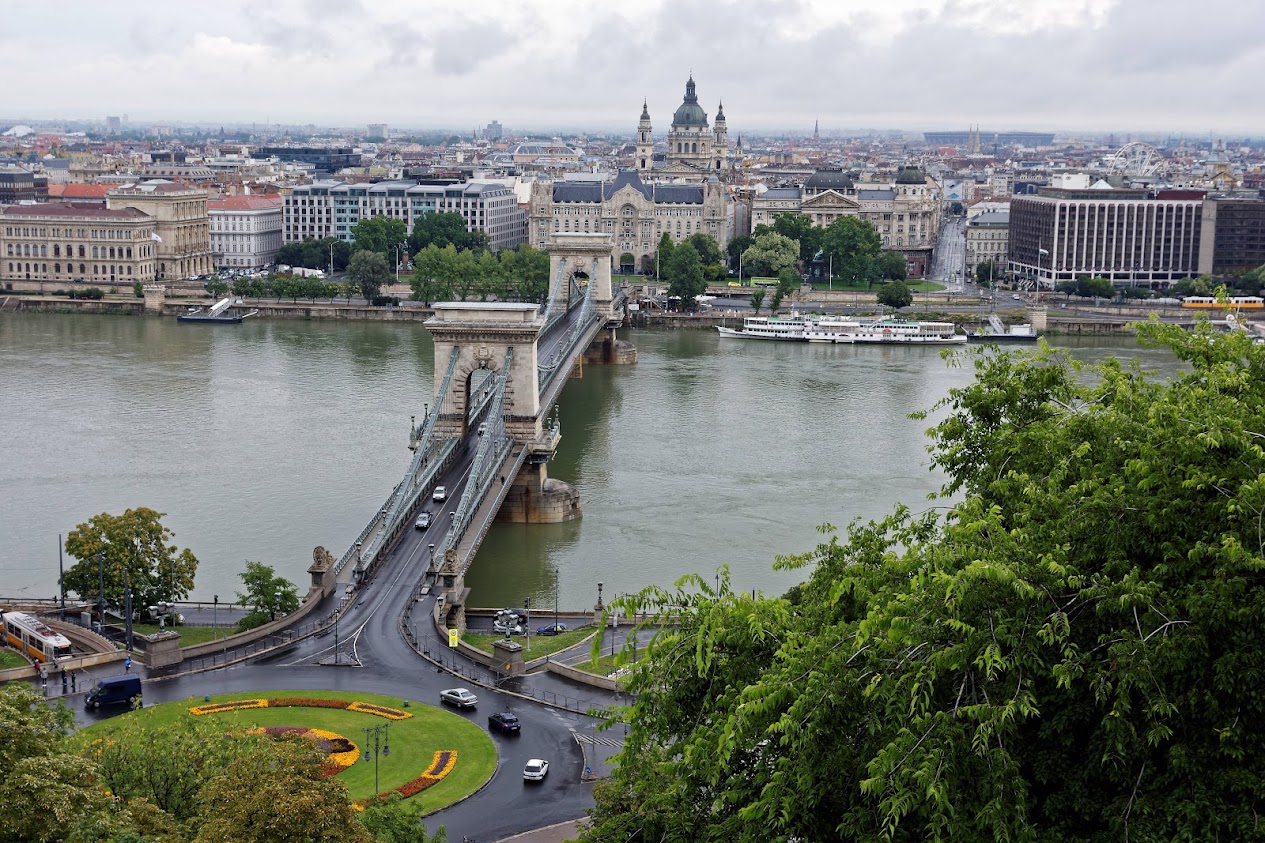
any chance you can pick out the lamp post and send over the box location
[212,595,218,641]
[362,722,391,797]
[554,564,560,635]
[524,599,530,649]
[96,550,106,631]
[393,242,407,284]
[58,534,65,622]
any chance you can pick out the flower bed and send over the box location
[356,750,458,808]
[189,697,411,720]
[243,726,359,774]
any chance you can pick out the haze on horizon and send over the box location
[0,0,1261,136]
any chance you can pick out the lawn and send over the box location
[463,626,596,661]
[71,690,496,814]
[123,624,223,647]
[0,648,29,669]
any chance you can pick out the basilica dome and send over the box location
[672,77,709,127]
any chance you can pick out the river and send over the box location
[0,313,1179,610]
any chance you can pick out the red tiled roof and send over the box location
[47,183,110,200]
[206,195,283,211]
[0,202,151,219]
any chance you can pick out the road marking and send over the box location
[573,734,623,748]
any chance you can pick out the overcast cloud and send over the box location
[0,0,1261,135]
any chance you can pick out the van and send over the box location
[85,674,142,709]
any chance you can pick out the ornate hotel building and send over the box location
[529,170,732,274]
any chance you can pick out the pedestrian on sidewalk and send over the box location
[124,655,132,673]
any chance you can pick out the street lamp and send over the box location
[393,242,408,284]
[554,564,560,635]
[212,595,218,641]
[362,722,391,796]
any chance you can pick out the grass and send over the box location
[123,624,223,647]
[0,649,29,669]
[71,690,496,814]
[463,626,596,661]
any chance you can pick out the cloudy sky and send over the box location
[1,0,1260,135]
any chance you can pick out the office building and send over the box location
[208,195,284,270]
[1,203,158,284]
[107,181,213,280]
[965,211,1010,275]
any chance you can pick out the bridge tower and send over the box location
[548,233,614,323]
[426,303,545,441]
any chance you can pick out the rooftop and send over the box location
[0,202,151,219]
[207,195,283,212]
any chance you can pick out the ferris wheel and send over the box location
[1106,142,1164,177]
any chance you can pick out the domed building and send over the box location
[636,76,729,181]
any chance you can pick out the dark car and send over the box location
[536,623,567,636]
[488,711,521,734]
[85,674,142,709]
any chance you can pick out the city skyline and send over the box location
[0,0,1262,135]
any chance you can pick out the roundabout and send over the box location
[74,690,497,813]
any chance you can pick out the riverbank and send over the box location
[0,288,1215,335]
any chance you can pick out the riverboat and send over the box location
[716,313,812,341]
[967,314,1039,344]
[848,316,967,345]
[176,296,258,324]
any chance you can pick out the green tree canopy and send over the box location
[741,232,799,278]
[770,212,821,264]
[0,685,121,843]
[726,234,754,272]
[63,507,199,616]
[348,250,390,301]
[582,323,1265,842]
[655,232,675,278]
[665,245,706,308]
[875,250,908,282]
[409,243,456,306]
[681,233,723,267]
[821,216,882,287]
[975,258,1001,286]
[876,277,913,309]
[235,561,301,631]
[749,288,765,314]
[407,212,487,255]
[351,216,408,261]
[500,244,550,303]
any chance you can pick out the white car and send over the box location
[432,485,447,502]
[440,687,478,709]
[523,758,549,782]
[493,619,524,635]
[414,512,432,530]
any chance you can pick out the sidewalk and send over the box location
[496,818,588,843]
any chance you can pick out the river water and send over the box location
[0,313,1179,610]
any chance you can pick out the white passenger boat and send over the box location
[848,316,967,345]
[716,313,812,341]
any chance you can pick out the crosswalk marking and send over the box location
[573,733,623,748]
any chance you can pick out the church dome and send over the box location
[896,165,927,184]
[672,77,709,127]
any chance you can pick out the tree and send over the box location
[275,242,305,267]
[501,245,549,303]
[193,738,372,843]
[409,244,454,306]
[768,288,784,314]
[726,234,754,273]
[351,216,408,261]
[741,232,798,279]
[875,250,908,282]
[348,250,390,301]
[357,794,449,843]
[408,212,486,255]
[449,248,479,301]
[775,268,798,299]
[975,258,1001,286]
[749,288,765,314]
[876,278,913,309]
[0,684,122,843]
[820,216,882,287]
[771,212,821,264]
[581,324,1265,843]
[654,232,675,279]
[63,508,199,618]
[682,233,723,267]
[235,561,300,631]
[207,279,229,298]
[665,245,706,309]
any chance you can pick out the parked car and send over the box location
[523,758,549,781]
[439,687,478,708]
[536,623,568,636]
[414,512,432,530]
[432,485,447,502]
[488,712,521,734]
[499,608,528,623]
[85,674,142,709]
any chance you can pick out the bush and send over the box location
[133,281,144,298]
[370,295,401,307]
[68,287,104,300]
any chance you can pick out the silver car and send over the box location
[439,687,478,709]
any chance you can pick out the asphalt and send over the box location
[46,302,631,841]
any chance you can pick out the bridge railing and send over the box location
[538,264,598,391]
[431,348,515,562]
[539,256,568,333]
[336,347,462,579]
